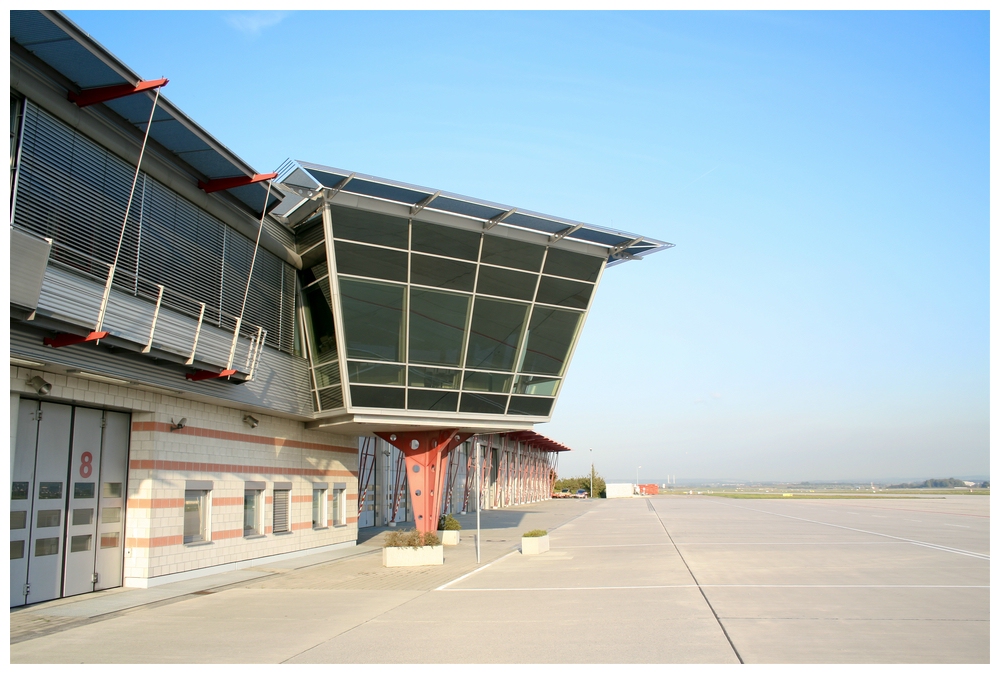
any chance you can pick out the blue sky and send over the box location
[65,10,989,483]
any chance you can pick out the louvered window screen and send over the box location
[272,489,290,533]
[11,100,296,353]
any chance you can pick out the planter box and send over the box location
[383,545,444,567]
[521,535,550,555]
[438,530,460,546]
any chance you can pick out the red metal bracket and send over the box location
[185,369,237,382]
[198,173,277,194]
[43,331,108,348]
[375,429,473,534]
[68,78,168,107]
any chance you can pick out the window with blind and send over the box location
[11,99,297,354]
[272,489,290,533]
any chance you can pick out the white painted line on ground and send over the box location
[944,524,971,528]
[439,584,990,592]
[433,550,518,591]
[716,503,990,560]
[906,520,922,523]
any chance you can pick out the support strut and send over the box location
[375,429,472,534]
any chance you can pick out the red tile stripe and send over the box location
[291,494,312,503]
[212,497,244,507]
[211,528,243,541]
[128,459,352,478]
[127,498,184,509]
[131,421,356,456]
[126,535,182,548]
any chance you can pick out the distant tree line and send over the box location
[554,471,607,498]
[887,478,989,489]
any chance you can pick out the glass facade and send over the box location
[296,205,605,418]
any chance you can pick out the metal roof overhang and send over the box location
[10,10,283,216]
[276,159,674,265]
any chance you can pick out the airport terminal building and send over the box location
[9,10,670,606]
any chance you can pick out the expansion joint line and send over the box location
[647,500,744,664]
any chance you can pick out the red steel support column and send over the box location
[376,429,471,534]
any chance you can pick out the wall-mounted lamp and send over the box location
[170,417,187,432]
[28,375,52,395]
[243,414,259,429]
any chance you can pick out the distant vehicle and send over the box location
[575,489,588,499]
[553,488,571,499]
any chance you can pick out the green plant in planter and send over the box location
[384,529,441,548]
[438,514,462,531]
[522,529,547,538]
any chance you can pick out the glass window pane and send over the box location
[411,220,480,260]
[409,289,469,366]
[347,361,405,385]
[507,396,554,417]
[520,308,582,375]
[74,482,95,499]
[535,276,593,309]
[184,490,205,543]
[410,254,476,291]
[39,482,62,499]
[317,386,345,410]
[465,298,528,372]
[11,482,28,500]
[72,508,94,526]
[543,247,604,282]
[335,241,408,282]
[514,375,561,396]
[462,371,512,393]
[101,507,121,524]
[11,540,25,559]
[350,385,405,409]
[100,533,120,549]
[35,537,60,556]
[340,278,405,361]
[329,205,408,249]
[36,510,61,528]
[102,482,122,498]
[408,366,461,389]
[312,489,324,528]
[302,282,339,364]
[481,235,545,271]
[408,390,459,412]
[244,490,259,534]
[331,489,342,525]
[70,535,92,553]
[476,266,537,301]
[11,510,27,529]
[459,392,509,415]
[313,361,341,388]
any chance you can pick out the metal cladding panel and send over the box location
[146,118,215,154]
[568,227,634,247]
[11,10,69,46]
[35,265,103,328]
[174,149,239,179]
[428,196,507,221]
[16,38,122,89]
[341,179,430,205]
[9,229,52,311]
[11,325,316,417]
[502,212,568,235]
[192,324,232,367]
[102,290,156,345]
[103,96,173,125]
[149,310,201,358]
[13,101,295,354]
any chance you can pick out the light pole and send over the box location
[589,448,593,498]
[636,465,641,494]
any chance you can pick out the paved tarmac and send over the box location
[9,494,989,663]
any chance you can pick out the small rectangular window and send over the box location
[11,511,27,529]
[312,488,327,529]
[35,537,59,556]
[101,507,121,524]
[273,489,290,534]
[38,482,63,499]
[74,482,96,499]
[11,540,25,560]
[244,489,262,536]
[102,482,123,498]
[11,482,28,500]
[331,488,345,526]
[70,535,92,553]
[184,490,209,543]
[36,509,61,528]
[100,533,120,549]
[72,508,94,526]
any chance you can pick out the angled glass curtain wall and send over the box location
[299,204,605,416]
